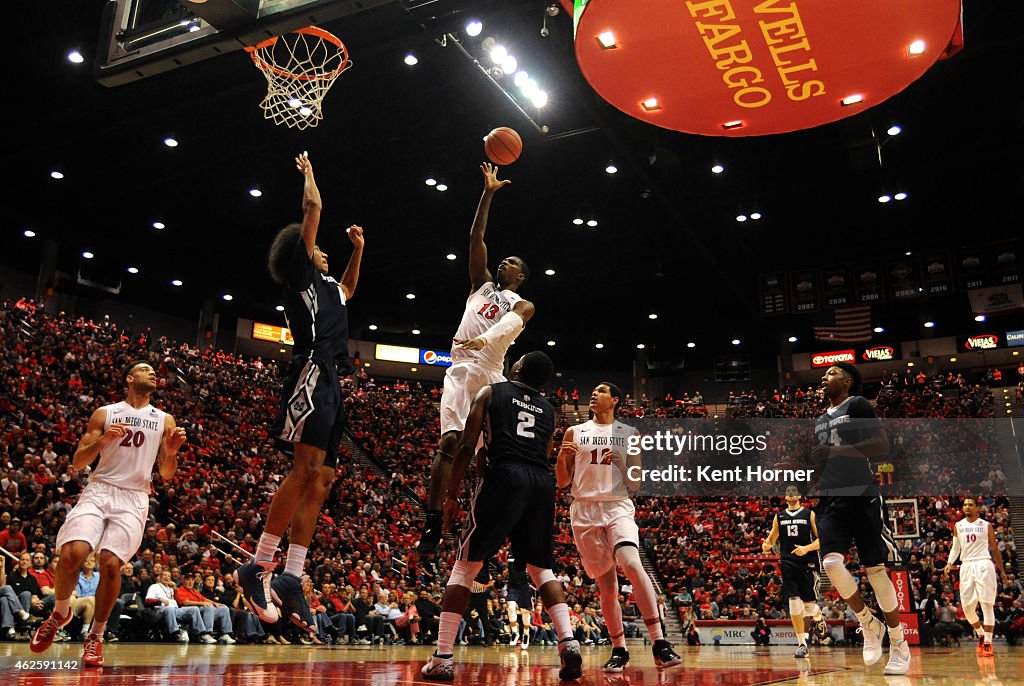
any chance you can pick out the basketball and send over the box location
[484,127,523,166]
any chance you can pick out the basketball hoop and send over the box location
[246,26,352,130]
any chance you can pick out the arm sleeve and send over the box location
[948,532,962,565]
[480,311,524,347]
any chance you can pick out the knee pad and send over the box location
[981,603,996,627]
[788,597,805,617]
[446,560,484,590]
[865,565,898,613]
[822,553,858,598]
[527,565,557,589]
[803,602,821,618]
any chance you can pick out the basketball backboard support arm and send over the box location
[95,0,393,86]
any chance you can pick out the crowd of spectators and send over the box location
[0,298,1019,649]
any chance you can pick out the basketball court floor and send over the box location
[1,639,1017,686]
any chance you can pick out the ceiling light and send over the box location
[878,194,891,203]
[908,40,926,55]
[721,120,743,130]
[841,94,864,106]
[687,342,695,348]
[446,253,457,261]
[127,267,139,274]
[544,269,555,276]
[597,31,616,49]
[750,212,762,220]
[636,344,645,350]
[68,50,85,64]
[276,305,285,312]
[894,192,908,201]
[490,45,507,65]
[975,314,986,322]
[736,215,748,222]
[605,164,618,174]
[425,178,437,186]
[249,188,262,197]
[905,251,912,256]
[466,20,483,37]
[731,339,741,345]
[887,125,902,136]
[410,367,418,372]
[521,78,539,98]
[163,137,178,147]
[406,293,416,300]
[923,321,935,328]
[288,98,302,108]
[368,324,378,330]
[298,106,312,117]
[586,219,598,227]
[514,71,530,88]
[222,294,233,301]
[50,171,64,180]
[907,362,914,367]
[82,251,94,259]
[23,230,35,238]
[404,54,418,66]
[595,343,604,349]
[874,327,884,333]
[711,164,724,174]
[950,357,957,363]
[501,55,517,75]
[640,97,661,112]
[412,329,421,335]
[648,313,658,320]
[152,221,165,230]
[788,336,798,343]
[572,218,584,226]
[530,90,548,108]
[436,183,448,192]
[547,340,556,347]
[171,279,183,287]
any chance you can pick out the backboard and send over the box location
[95,0,391,86]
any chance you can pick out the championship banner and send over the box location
[759,272,788,316]
[854,263,884,304]
[922,253,953,296]
[791,270,820,314]
[887,258,921,300]
[957,247,989,290]
[822,265,851,307]
[967,284,1024,316]
[992,242,1021,286]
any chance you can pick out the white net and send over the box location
[247,27,351,130]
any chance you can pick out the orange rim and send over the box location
[246,26,351,81]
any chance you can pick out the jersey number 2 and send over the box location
[516,411,535,438]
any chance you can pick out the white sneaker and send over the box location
[883,639,910,675]
[199,633,216,644]
[422,653,455,680]
[219,634,237,644]
[176,630,190,643]
[857,617,885,665]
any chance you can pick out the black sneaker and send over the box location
[234,560,280,623]
[794,644,809,658]
[602,647,630,672]
[558,638,583,681]
[417,511,444,554]
[270,573,316,634]
[652,639,682,670]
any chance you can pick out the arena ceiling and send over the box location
[3,0,1021,371]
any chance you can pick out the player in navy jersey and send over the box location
[761,485,827,657]
[236,152,364,634]
[418,163,536,555]
[422,352,583,682]
[811,361,909,675]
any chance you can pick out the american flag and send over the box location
[813,305,872,343]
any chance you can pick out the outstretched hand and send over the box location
[346,225,364,249]
[296,151,314,177]
[481,163,511,193]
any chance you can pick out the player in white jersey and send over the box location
[556,382,681,672]
[943,496,1009,657]
[31,360,186,667]
[418,162,535,554]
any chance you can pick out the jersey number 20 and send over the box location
[118,429,146,448]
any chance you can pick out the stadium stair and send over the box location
[638,546,683,638]
[994,417,1024,576]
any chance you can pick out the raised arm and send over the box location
[339,225,364,300]
[555,427,576,489]
[468,163,511,291]
[296,152,323,259]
